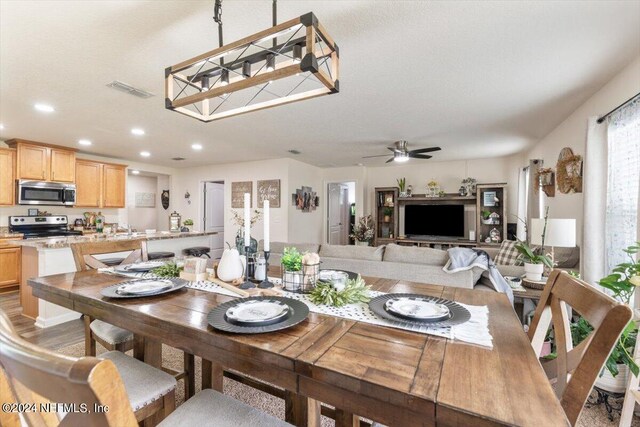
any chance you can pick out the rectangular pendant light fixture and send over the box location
[165,12,339,122]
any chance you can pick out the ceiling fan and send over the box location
[362,140,441,163]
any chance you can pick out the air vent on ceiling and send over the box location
[106,80,155,99]
[172,157,186,161]
[288,149,301,155]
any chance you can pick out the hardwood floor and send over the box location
[0,290,84,350]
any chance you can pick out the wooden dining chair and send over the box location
[0,309,292,427]
[70,240,195,399]
[0,308,175,427]
[528,270,633,426]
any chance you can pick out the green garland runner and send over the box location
[309,275,371,307]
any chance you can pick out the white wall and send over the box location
[523,56,640,245]
[288,159,324,243]
[126,175,158,232]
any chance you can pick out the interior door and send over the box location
[328,183,349,245]
[204,182,225,259]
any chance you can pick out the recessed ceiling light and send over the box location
[131,128,145,136]
[78,139,92,146]
[140,151,150,157]
[34,103,55,113]
[191,143,203,150]
[131,170,140,175]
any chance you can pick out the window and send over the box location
[605,100,640,274]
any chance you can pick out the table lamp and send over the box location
[530,218,576,270]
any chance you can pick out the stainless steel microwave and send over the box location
[17,180,76,206]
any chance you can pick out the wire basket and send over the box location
[281,262,320,293]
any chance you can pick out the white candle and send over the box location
[244,193,250,247]
[263,199,270,252]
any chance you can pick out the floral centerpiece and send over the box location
[461,177,477,196]
[231,209,262,255]
[350,215,374,246]
[281,247,320,293]
[427,180,440,197]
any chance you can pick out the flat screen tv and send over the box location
[404,204,464,238]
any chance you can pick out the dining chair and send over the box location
[528,270,633,426]
[70,240,196,399]
[0,309,292,427]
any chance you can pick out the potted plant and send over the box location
[231,209,262,255]
[182,218,194,232]
[515,241,553,281]
[592,242,640,392]
[427,180,439,197]
[383,206,393,223]
[397,178,407,197]
[350,215,374,246]
[281,247,303,291]
[461,177,477,196]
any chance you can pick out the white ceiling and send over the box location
[1,1,639,168]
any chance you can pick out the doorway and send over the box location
[203,181,225,259]
[327,182,355,245]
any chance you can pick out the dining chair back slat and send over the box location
[528,270,633,426]
[0,310,138,427]
[71,240,148,271]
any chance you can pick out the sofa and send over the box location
[263,242,484,289]
[261,241,580,291]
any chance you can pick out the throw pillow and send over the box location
[494,240,523,266]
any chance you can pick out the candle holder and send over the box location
[239,245,256,290]
[258,250,274,289]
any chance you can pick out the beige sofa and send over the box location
[263,242,483,289]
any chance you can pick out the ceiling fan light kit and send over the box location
[165,3,339,123]
[362,140,442,164]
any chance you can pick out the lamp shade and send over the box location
[530,218,576,247]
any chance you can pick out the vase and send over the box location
[235,230,258,256]
[524,263,544,281]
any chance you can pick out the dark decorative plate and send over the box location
[319,269,359,281]
[100,278,187,299]
[207,296,309,334]
[369,293,471,327]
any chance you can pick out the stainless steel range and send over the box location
[9,215,83,239]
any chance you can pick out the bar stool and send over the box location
[149,251,175,260]
[183,246,211,258]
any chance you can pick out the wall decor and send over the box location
[135,192,156,208]
[536,167,556,197]
[292,186,318,212]
[161,190,170,210]
[257,179,281,208]
[483,191,497,207]
[232,181,253,208]
[556,147,583,194]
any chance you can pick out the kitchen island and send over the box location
[12,230,218,328]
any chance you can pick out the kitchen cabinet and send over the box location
[0,148,15,205]
[102,164,126,208]
[0,240,21,289]
[6,139,76,183]
[75,159,127,208]
[75,160,103,207]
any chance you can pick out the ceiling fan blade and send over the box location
[410,147,442,154]
[387,147,402,153]
[409,154,432,159]
[362,154,392,159]
[385,157,395,163]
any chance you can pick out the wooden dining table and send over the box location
[28,270,569,427]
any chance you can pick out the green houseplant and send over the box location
[383,206,393,222]
[397,177,407,196]
[182,218,194,231]
[515,241,553,281]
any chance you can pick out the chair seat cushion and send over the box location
[90,320,134,345]
[158,389,291,427]
[100,351,177,411]
[148,251,175,260]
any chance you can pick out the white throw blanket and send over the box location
[443,247,514,304]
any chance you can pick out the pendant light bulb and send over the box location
[266,53,275,72]
[201,75,210,91]
[242,61,251,78]
[221,69,229,86]
[293,44,302,64]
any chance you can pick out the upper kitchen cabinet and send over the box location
[6,139,76,183]
[0,148,16,205]
[102,163,126,208]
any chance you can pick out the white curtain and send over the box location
[582,117,608,285]
[605,100,640,274]
[516,167,528,241]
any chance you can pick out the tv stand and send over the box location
[396,236,477,248]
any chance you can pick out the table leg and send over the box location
[285,391,321,427]
[335,409,359,427]
[201,359,224,392]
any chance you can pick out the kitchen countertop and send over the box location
[0,227,23,239]
[11,231,218,249]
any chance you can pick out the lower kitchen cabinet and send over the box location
[0,245,21,289]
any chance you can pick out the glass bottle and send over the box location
[95,212,105,233]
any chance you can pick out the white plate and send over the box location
[117,261,166,272]
[117,279,173,295]
[226,300,289,323]
[384,297,450,320]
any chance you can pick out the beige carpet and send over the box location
[58,342,638,427]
